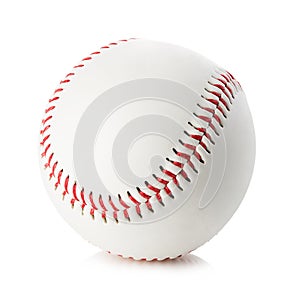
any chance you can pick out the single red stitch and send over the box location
[186,159,198,173]
[66,72,75,77]
[173,148,191,161]
[109,42,118,45]
[194,114,211,123]
[193,150,205,163]
[209,122,220,136]
[54,88,63,94]
[166,157,184,168]
[159,166,176,179]
[90,51,101,55]
[199,141,210,153]
[49,161,58,179]
[145,200,154,212]
[153,174,168,185]
[171,176,183,190]
[60,79,70,84]
[49,96,59,103]
[136,187,151,200]
[179,169,190,182]
[40,134,50,146]
[213,113,223,127]
[215,104,227,117]
[135,205,142,217]
[179,139,196,151]
[127,191,140,205]
[127,191,142,218]
[63,175,69,197]
[80,188,87,210]
[145,181,160,193]
[164,186,174,198]
[44,152,54,168]
[123,209,130,221]
[41,143,51,157]
[119,39,128,42]
[42,115,52,125]
[155,192,164,205]
[89,192,98,210]
[45,106,55,114]
[109,195,119,211]
[82,57,92,61]
[197,105,215,114]
[109,196,119,222]
[55,169,63,189]
[118,194,130,209]
[99,195,108,211]
[72,182,79,202]
[101,46,110,49]
[74,64,84,68]
[118,194,131,221]
[201,95,219,106]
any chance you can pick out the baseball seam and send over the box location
[40,39,242,224]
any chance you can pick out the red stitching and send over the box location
[49,96,59,103]
[136,187,151,200]
[60,79,70,84]
[66,72,75,77]
[89,192,98,219]
[40,40,241,225]
[41,143,51,157]
[44,152,53,168]
[40,134,50,146]
[127,191,142,218]
[63,175,69,198]
[54,88,63,94]
[42,115,52,125]
[99,195,107,222]
[145,181,160,193]
[49,161,58,180]
[99,195,108,211]
[45,106,55,114]
[55,169,63,189]
[70,182,80,207]
[40,125,50,135]
[118,194,130,221]
[109,196,119,222]
[80,188,87,210]
[212,75,234,98]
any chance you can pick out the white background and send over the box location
[1,0,299,298]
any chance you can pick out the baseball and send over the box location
[40,38,255,261]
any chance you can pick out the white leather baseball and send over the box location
[40,38,255,261]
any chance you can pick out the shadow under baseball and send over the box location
[85,250,211,270]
